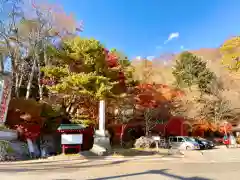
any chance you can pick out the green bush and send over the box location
[0,125,9,131]
[71,114,96,127]
[0,140,14,154]
[71,119,95,127]
[40,103,62,133]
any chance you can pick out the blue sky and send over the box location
[57,0,240,59]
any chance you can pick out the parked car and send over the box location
[190,137,206,150]
[194,137,215,149]
[191,137,214,150]
[213,137,224,145]
[168,136,200,150]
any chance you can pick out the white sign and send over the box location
[61,134,83,145]
[152,136,161,141]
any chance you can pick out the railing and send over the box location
[152,136,185,155]
[152,136,169,149]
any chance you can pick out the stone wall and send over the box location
[0,140,29,161]
[0,130,18,141]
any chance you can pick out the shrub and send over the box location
[0,140,14,161]
[40,103,62,133]
[236,136,240,144]
[134,136,155,149]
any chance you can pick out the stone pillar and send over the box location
[90,99,111,156]
[99,99,106,135]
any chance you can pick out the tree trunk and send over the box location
[145,124,149,136]
[0,59,4,73]
[120,124,127,147]
[144,109,150,136]
[44,47,48,65]
[18,73,23,93]
[37,75,43,101]
[37,58,43,101]
[25,58,36,99]
[14,72,19,97]
[14,63,24,98]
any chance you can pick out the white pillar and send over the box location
[99,100,105,133]
[91,99,111,155]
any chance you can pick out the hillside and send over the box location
[131,56,175,85]
[190,48,221,62]
[131,47,240,88]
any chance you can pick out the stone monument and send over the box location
[90,99,111,156]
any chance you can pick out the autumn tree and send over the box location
[0,0,26,97]
[199,94,240,125]
[42,37,131,125]
[132,58,154,84]
[133,84,177,136]
[11,0,82,99]
[172,51,216,94]
[220,36,240,71]
[171,85,240,134]
[109,49,137,87]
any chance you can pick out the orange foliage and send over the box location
[134,83,184,109]
[5,98,45,140]
[192,123,217,133]
[219,123,232,133]
[191,119,233,135]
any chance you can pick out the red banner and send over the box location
[0,76,11,123]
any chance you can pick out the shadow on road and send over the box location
[87,169,212,180]
[53,179,75,180]
[80,148,170,158]
[0,159,87,166]
[0,160,128,173]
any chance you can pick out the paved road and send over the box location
[0,159,240,180]
[0,147,240,180]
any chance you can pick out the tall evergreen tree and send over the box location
[42,37,133,124]
[172,51,216,94]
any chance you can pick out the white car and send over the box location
[169,136,200,150]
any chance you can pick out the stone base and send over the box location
[90,130,111,156]
[0,130,18,141]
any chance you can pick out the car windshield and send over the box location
[198,137,207,141]
[185,137,196,142]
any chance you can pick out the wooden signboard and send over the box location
[61,134,83,145]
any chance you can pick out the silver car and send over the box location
[169,136,200,150]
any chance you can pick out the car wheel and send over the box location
[186,146,191,150]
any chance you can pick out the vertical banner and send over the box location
[0,76,4,124]
[0,76,12,123]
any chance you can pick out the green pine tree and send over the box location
[172,51,216,94]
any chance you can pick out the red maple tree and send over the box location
[105,49,127,88]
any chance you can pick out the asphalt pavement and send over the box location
[0,147,240,180]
